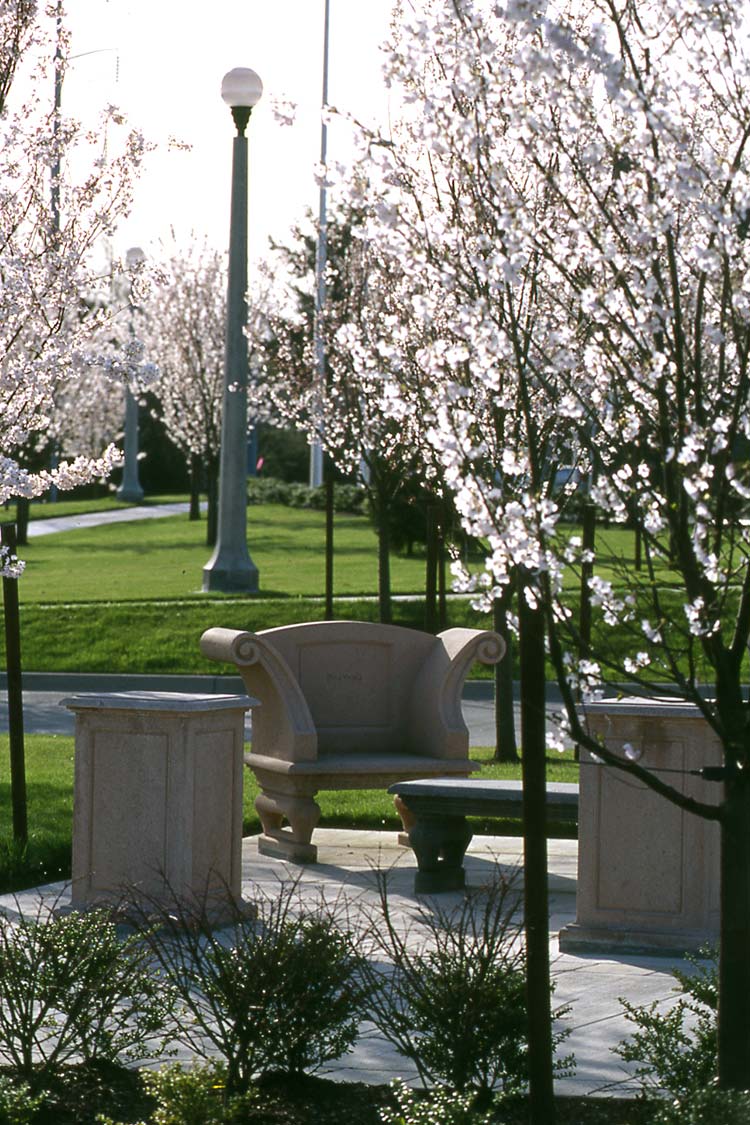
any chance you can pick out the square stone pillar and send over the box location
[559,698,722,956]
[63,691,258,923]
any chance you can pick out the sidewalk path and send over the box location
[26,502,193,538]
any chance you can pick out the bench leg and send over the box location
[393,794,416,847]
[408,813,473,893]
[255,790,321,864]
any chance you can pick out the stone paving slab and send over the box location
[236,831,688,1096]
[0,830,691,1097]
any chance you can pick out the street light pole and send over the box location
[116,245,145,503]
[203,67,262,593]
[309,0,331,490]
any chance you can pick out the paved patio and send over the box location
[1,828,692,1098]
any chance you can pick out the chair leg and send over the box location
[255,790,321,864]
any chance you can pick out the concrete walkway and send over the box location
[0,672,681,1099]
[234,830,689,1098]
[26,502,194,538]
[1,829,690,1098]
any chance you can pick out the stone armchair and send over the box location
[200,620,505,862]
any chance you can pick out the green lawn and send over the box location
[0,736,579,893]
[10,597,496,675]
[3,498,497,673]
[0,494,727,681]
[15,501,659,604]
[16,505,430,603]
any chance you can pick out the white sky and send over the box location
[58,0,396,264]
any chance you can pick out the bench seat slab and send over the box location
[389,779,580,894]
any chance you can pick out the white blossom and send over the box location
[0,5,148,538]
[334,0,750,712]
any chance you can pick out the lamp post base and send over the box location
[202,554,259,594]
[116,483,144,503]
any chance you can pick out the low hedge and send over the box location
[247,477,366,514]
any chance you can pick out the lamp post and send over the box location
[116,245,145,503]
[203,67,262,593]
[309,0,331,490]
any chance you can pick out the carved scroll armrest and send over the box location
[200,628,317,762]
[408,628,505,758]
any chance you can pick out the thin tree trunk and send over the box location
[519,570,556,1124]
[206,461,219,548]
[437,502,447,631]
[578,500,596,663]
[493,590,518,762]
[576,501,596,762]
[376,485,392,625]
[425,500,438,633]
[325,469,334,621]
[718,778,750,1088]
[15,497,29,547]
[189,453,201,521]
[1,523,27,844]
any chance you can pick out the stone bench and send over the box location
[200,620,504,862]
[388,778,579,893]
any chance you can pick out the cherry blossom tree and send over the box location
[259,204,447,623]
[344,0,750,1091]
[0,1,148,570]
[49,259,159,509]
[52,359,125,464]
[137,245,226,545]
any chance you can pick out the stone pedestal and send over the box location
[63,691,257,922]
[559,698,722,956]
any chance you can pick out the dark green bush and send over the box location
[364,873,572,1098]
[0,898,172,1094]
[0,1075,43,1125]
[0,834,72,896]
[286,482,317,508]
[246,475,366,514]
[139,882,369,1096]
[96,1060,297,1125]
[651,1086,750,1125]
[380,1079,495,1125]
[256,424,309,483]
[245,476,296,506]
[614,947,718,1101]
[137,1061,229,1125]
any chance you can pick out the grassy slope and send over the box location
[14,597,495,674]
[3,498,725,680]
[5,502,491,672]
[17,506,429,602]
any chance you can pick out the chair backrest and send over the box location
[258,620,437,754]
